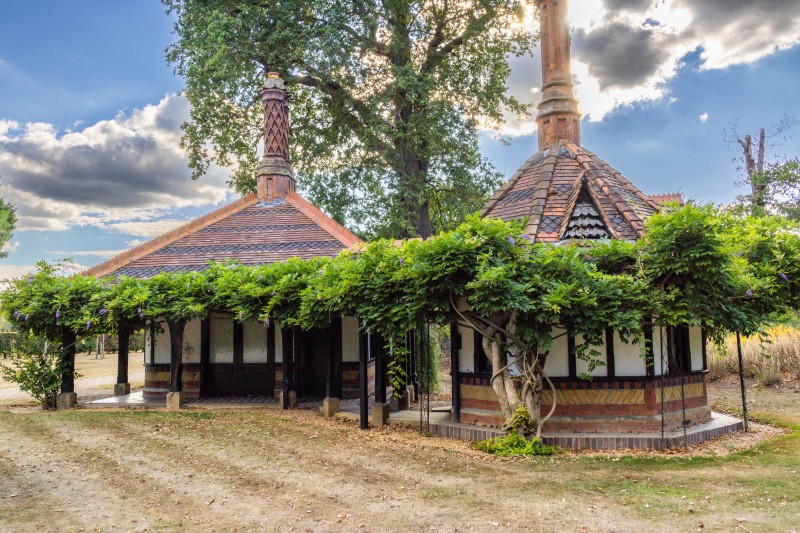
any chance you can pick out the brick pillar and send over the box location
[256,73,296,201]
[536,0,581,151]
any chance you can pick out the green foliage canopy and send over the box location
[0,192,15,260]
[2,207,798,356]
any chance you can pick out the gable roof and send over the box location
[84,191,362,279]
[561,183,612,240]
[482,143,661,242]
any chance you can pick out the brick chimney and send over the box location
[536,0,581,151]
[256,72,296,201]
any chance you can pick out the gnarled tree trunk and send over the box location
[481,329,555,438]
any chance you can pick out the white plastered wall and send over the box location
[544,327,569,377]
[147,324,171,364]
[457,323,475,373]
[210,315,234,364]
[144,327,151,363]
[243,320,269,363]
[183,319,202,364]
[689,326,704,371]
[575,334,608,377]
[342,316,360,362]
[614,331,646,376]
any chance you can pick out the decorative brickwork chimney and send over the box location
[536,0,581,151]
[256,72,296,201]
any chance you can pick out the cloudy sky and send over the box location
[1,0,799,278]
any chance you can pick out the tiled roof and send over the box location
[482,143,661,242]
[562,186,612,240]
[84,191,362,279]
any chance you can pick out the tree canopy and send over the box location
[164,0,535,239]
[0,185,16,260]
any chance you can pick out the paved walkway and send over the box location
[86,392,277,409]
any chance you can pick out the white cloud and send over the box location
[699,113,709,122]
[0,264,35,280]
[0,262,88,283]
[499,0,800,134]
[0,94,234,233]
[48,249,126,259]
[1,239,19,254]
[108,218,188,239]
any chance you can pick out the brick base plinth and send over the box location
[458,373,712,434]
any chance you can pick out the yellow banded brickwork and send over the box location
[458,373,711,432]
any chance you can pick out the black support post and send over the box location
[167,320,186,393]
[60,329,76,394]
[267,321,276,396]
[450,322,461,423]
[374,335,386,404]
[567,334,577,378]
[200,318,210,396]
[736,332,749,431]
[326,320,342,399]
[605,328,615,378]
[644,319,655,377]
[411,328,419,402]
[359,331,369,429]
[117,321,130,385]
[332,317,342,397]
[282,327,294,409]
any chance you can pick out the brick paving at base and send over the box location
[427,412,743,451]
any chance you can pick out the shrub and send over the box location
[0,334,75,409]
[475,405,559,456]
[475,433,558,456]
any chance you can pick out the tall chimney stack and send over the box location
[256,72,296,201]
[536,0,581,151]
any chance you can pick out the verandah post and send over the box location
[371,334,389,426]
[450,322,461,423]
[114,321,130,396]
[57,328,78,409]
[322,318,341,417]
[359,330,369,429]
[166,319,187,410]
[280,326,296,409]
[736,332,749,431]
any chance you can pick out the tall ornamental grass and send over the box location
[708,325,800,385]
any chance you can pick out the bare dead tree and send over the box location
[725,116,798,211]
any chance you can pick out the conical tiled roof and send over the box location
[482,143,662,242]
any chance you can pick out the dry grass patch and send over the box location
[709,325,800,385]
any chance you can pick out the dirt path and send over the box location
[0,379,798,532]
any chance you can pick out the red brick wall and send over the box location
[459,373,711,433]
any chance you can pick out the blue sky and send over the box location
[1,0,799,277]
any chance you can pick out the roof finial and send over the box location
[536,0,581,151]
[257,72,295,202]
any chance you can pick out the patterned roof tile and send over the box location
[483,143,660,242]
[84,191,362,279]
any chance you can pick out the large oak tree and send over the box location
[165,0,535,238]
